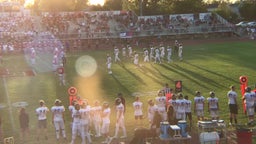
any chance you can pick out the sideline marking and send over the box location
[2,77,15,133]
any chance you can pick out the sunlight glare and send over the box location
[88,0,105,6]
[24,0,34,7]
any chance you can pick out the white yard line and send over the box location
[2,77,15,133]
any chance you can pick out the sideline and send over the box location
[2,77,15,133]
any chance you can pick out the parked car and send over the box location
[235,21,248,27]
[247,21,256,27]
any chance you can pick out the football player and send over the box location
[51,99,67,142]
[113,98,127,138]
[35,100,49,141]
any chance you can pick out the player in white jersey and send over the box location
[184,95,192,127]
[128,45,133,58]
[114,46,121,62]
[91,100,102,137]
[35,100,49,141]
[133,51,139,67]
[143,48,149,62]
[56,63,65,86]
[149,46,155,62]
[166,46,172,63]
[154,48,161,64]
[147,99,158,125]
[243,87,256,123]
[30,48,36,65]
[52,55,59,72]
[155,90,167,121]
[175,93,186,121]
[227,85,238,125]
[178,43,183,61]
[106,54,112,74]
[160,44,165,60]
[70,103,85,144]
[122,45,126,58]
[101,102,111,144]
[133,96,143,127]
[168,94,177,112]
[51,99,67,142]
[207,92,219,120]
[194,91,205,120]
[113,98,127,138]
[80,100,92,144]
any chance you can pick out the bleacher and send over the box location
[0,8,236,53]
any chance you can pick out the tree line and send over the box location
[23,0,256,22]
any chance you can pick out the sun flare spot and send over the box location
[88,0,105,6]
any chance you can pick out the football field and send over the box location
[0,39,256,144]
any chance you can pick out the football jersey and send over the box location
[107,56,112,64]
[155,96,166,111]
[102,108,111,124]
[244,92,255,107]
[116,103,124,119]
[227,90,237,104]
[185,99,192,113]
[72,110,81,124]
[194,96,205,110]
[91,106,102,121]
[168,99,177,110]
[133,101,143,116]
[176,99,186,113]
[51,106,65,121]
[80,106,91,125]
[207,97,218,109]
[36,106,49,120]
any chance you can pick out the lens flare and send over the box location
[75,55,97,78]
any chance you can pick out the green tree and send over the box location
[103,0,123,10]
[214,1,238,22]
[239,1,256,20]
[171,0,207,14]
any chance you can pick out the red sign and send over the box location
[68,86,77,96]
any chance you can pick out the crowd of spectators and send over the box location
[0,9,236,54]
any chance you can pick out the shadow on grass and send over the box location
[173,64,225,89]
[111,74,132,94]
[159,63,211,91]
[150,63,194,94]
[184,61,238,84]
[119,65,147,86]
[137,65,164,86]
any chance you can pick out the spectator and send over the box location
[19,108,29,143]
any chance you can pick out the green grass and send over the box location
[0,40,256,143]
